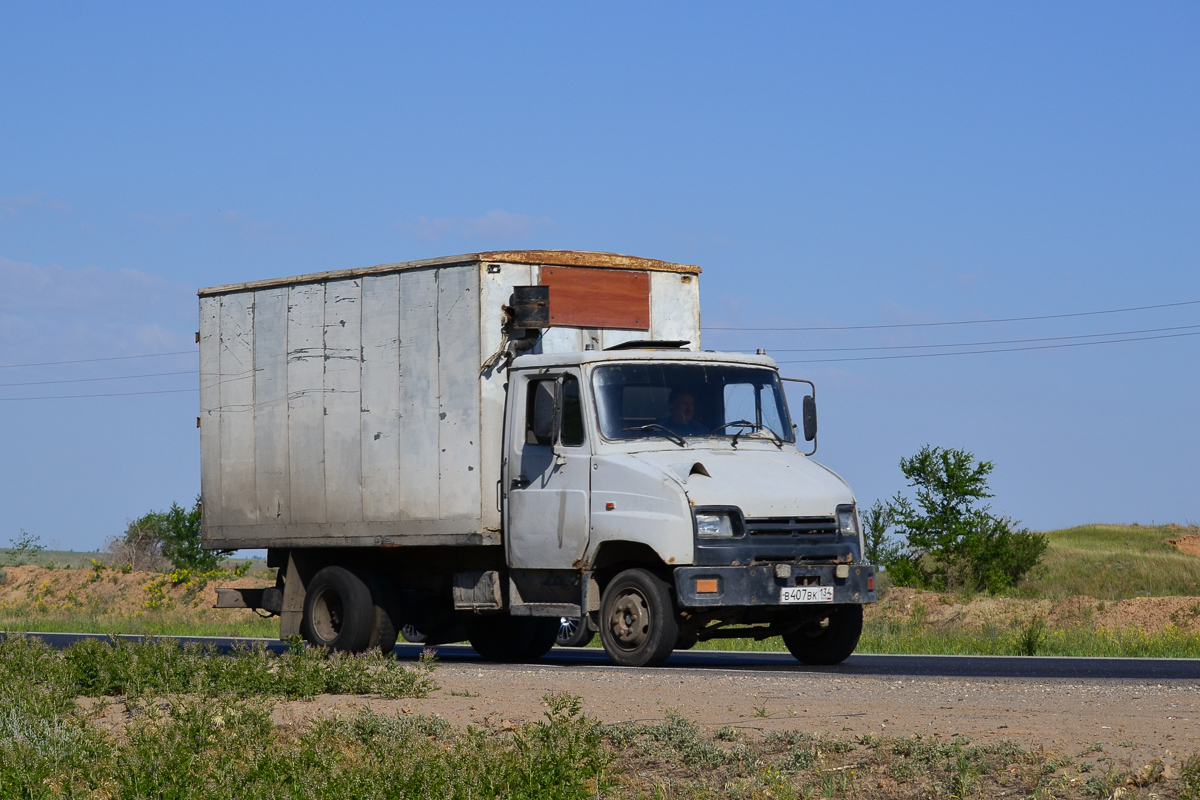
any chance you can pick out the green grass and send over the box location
[1,634,1194,799]
[0,633,438,700]
[0,610,281,638]
[1014,524,1200,600]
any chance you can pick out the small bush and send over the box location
[1180,752,1200,800]
[114,497,231,573]
[889,445,1048,593]
[5,530,45,566]
[1013,614,1047,656]
[862,499,901,567]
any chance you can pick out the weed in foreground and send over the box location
[0,632,438,701]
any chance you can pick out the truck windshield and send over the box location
[592,363,795,444]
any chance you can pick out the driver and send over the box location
[658,388,709,436]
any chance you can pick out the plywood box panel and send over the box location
[360,274,402,521]
[397,269,440,520]
[253,288,290,524]
[542,267,649,330]
[287,283,327,523]
[322,279,363,523]
[218,293,256,525]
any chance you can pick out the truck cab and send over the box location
[501,347,875,666]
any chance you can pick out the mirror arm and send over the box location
[781,377,817,456]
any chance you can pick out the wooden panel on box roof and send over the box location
[541,266,650,330]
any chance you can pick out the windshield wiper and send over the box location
[712,419,784,448]
[622,423,687,447]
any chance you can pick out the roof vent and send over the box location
[604,340,690,351]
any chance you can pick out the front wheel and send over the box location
[781,604,863,665]
[598,568,679,667]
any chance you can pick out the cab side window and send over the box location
[525,380,555,446]
[561,375,585,447]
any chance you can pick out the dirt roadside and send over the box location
[258,660,1200,767]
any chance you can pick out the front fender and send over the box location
[587,455,694,566]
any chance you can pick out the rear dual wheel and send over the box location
[300,566,398,655]
[781,604,863,665]
[466,615,558,662]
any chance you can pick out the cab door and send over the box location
[504,370,591,569]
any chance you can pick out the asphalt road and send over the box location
[6,631,1199,680]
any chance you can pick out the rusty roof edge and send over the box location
[197,250,700,296]
[477,250,701,274]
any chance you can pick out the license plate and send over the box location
[780,585,834,604]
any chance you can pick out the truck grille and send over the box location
[745,516,839,537]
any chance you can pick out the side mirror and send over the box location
[802,395,817,443]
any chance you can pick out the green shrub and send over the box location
[862,499,901,567]
[5,529,45,566]
[120,497,231,572]
[888,445,1047,593]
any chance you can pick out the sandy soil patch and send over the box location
[1168,534,1200,559]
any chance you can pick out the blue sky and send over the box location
[1,2,1197,550]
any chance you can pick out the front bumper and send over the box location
[674,564,876,608]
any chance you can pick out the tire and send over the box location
[362,572,400,656]
[556,616,595,648]
[400,624,427,644]
[781,604,863,665]
[466,615,559,663]
[598,568,679,667]
[674,631,698,651]
[300,566,376,653]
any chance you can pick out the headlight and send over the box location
[694,508,743,539]
[836,504,859,536]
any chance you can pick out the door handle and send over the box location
[511,477,531,489]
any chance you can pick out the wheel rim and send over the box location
[310,586,344,642]
[557,616,580,644]
[608,588,651,650]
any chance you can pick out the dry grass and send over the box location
[1015,523,1200,600]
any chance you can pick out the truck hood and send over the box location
[628,448,854,518]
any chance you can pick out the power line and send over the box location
[0,388,198,401]
[0,370,194,388]
[776,329,1200,365]
[741,323,1200,354]
[0,350,195,370]
[705,298,1200,332]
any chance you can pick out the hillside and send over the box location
[1014,523,1200,600]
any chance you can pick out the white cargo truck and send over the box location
[202,250,875,667]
